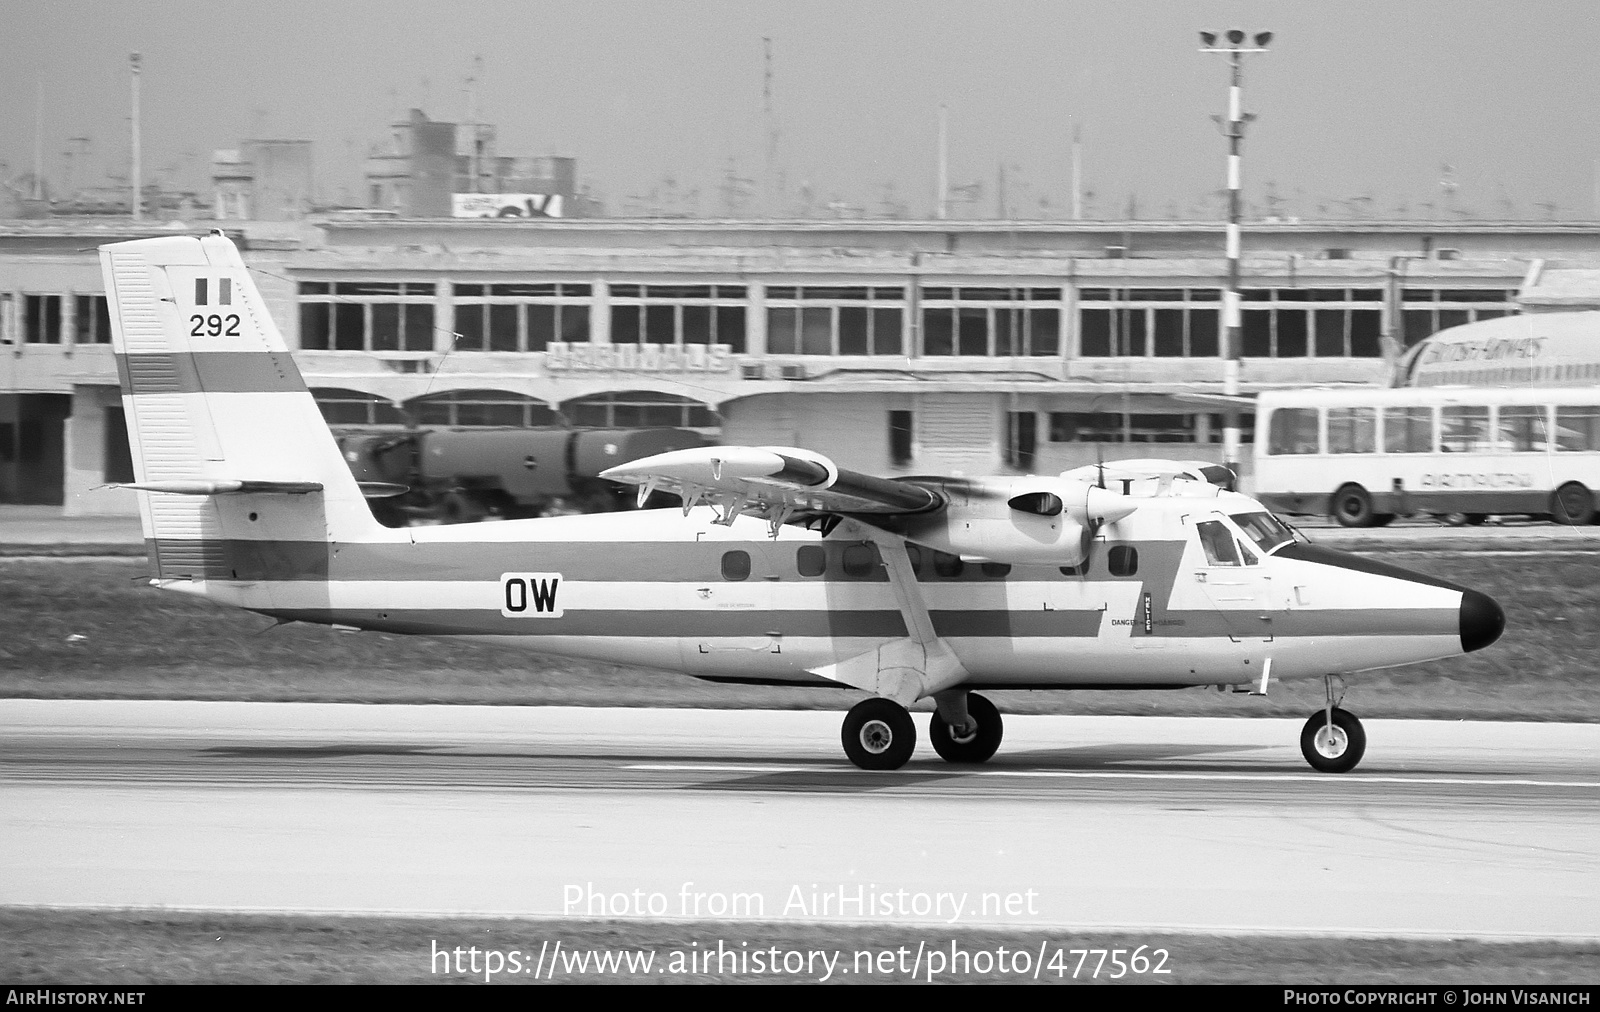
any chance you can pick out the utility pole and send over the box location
[1071,123,1082,221]
[764,37,779,217]
[130,52,142,220]
[936,104,949,219]
[1199,28,1271,480]
[33,82,44,201]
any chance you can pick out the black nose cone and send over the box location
[1460,590,1505,653]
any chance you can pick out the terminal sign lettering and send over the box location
[545,342,733,373]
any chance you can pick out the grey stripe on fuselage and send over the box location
[147,537,1161,585]
[149,534,1459,641]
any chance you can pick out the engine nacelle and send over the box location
[899,477,1138,566]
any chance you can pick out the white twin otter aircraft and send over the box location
[103,233,1505,773]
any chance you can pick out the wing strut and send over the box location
[807,521,971,706]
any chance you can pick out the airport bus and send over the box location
[1252,386,1600,526]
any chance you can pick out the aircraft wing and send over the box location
[600,445,943,534]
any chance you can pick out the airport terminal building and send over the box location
[0,216,1588,514]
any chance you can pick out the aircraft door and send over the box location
[1192,516,1276,643]
[683,540,780,663]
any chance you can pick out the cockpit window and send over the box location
[1196,521,1242,567]
[1230,511,1295,555]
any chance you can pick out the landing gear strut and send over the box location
[929,692,1004,764]
[1299,674,1367,774]
[841,697,917,770]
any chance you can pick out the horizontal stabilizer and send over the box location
[114,479,324,496]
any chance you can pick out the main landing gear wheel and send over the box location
[842,698,917,770]
[929,693,1004,764]
[1299,707,1367,774]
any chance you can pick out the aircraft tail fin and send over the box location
[100,230,381,579]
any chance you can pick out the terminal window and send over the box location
[1078,288,1381,359]
[767,286,903,356]
[1049,412,1238,444]
[918,287,1059,357]
[23,295,61,344]
[609,284,746,353]
[299,281,435,353]
[565,390,718,428]
[408,390,558,428]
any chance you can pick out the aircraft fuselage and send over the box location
[159,503,1488,692]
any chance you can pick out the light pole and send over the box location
[1199,28,1271,479]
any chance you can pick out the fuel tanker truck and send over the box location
[335,427,708,526]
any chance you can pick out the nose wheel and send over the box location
[841,697,917,770]
[1299,675,1366,773]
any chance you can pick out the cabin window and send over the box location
[842,544,879,577]
[1383,407,1433,453]
[904,545,923,573]
[1197,521,1241,566]
[1266,408,1319,455]
[720,550,751,581]
[933,551,965,578]
[1108,545,1139,577]
[980,562,1011,578]
[1326,408,1376,454]
[1555,407,1600,452]
[796,545,826,577]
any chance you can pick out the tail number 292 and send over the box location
[190,314,241,337]
[501,573,563,618]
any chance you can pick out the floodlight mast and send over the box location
[1199,28,1270,480]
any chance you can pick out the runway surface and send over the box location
[2,699,1597,939]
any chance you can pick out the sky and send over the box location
[3,0,1600,220]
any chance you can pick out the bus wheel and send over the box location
[1552,482,1596,526]
[1332,484,1377,527]
[1466,513,1488,526]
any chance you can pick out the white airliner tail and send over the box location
[100,231,383,580]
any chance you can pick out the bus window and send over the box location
[1556,406,1600,452]
[1440,405,1491,453]
[1383,406,1433,453]
[1196,520,1241,566]
[1327,407,1376,454]
[1267,407,1319,455]
[1497,405,1548,453]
